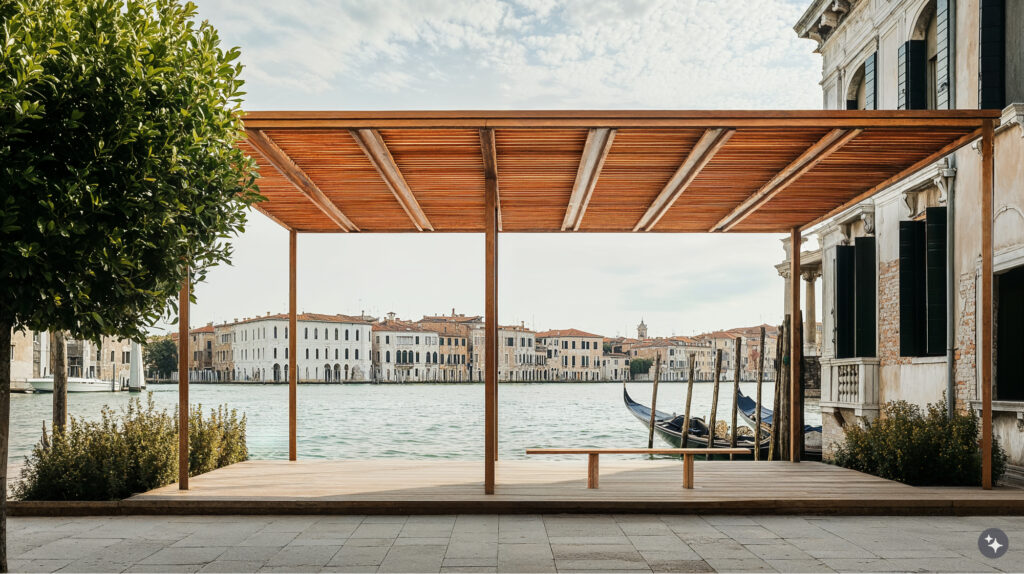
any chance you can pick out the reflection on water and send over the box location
[8,382,820,465]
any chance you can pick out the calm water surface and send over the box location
[8,382,820,466]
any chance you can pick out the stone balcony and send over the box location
[820,356,880,418]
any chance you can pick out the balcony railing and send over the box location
[820,356,880,417]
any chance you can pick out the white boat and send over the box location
[28,376,120,393]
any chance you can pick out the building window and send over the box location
[335,328,339,340]
[899,207,947,357]
[314,329,318,340]
[304,328,308,340]
[355,349,359,360]
[835,236,876,358]
[345,329,349,340]
[274,348,278,359]
[386,351,391,363]
[305,349,309,359]
[356,330,360,341]
[997,265,1024,401]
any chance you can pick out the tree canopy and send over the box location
[0,0,261,342]
[143,337,178,377]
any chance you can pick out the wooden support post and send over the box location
[981,118,994,489]
[790,228,803,463]
[683,354,695,449]
[484,175,498,494]
[587,453,599,489]
[647,353,662,449]
[289,230,297,461]
[755,327,766,461]
[730,337,741,460]
[683,453,695,489]
[177,274,189,490]
[708,349,723,451]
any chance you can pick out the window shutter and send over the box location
[925,207,948,356]
[899,221,926,356]
[835,245,856,359]
[864,52,877,110]
[997,267,1024,401]
[898,41,928,110]
[979,0,1005,109]
[854,237,877,357]
[936,0,952,109]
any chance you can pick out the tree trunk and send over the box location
[50,331,67,433]
[1,320,13,572]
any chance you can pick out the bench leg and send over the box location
[683,454,694,489]
[587,453,599,489]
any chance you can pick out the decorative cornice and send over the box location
[794,0,860,52]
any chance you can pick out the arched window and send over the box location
[335,328,338,340]
[433,352,438,364]
[315,349,319,359]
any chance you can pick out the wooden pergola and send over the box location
[175,109,1002,492]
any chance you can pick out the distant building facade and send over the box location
[536,328,603,381]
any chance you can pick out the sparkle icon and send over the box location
[979,528,1009,558]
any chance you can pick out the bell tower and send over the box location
[637,319,648,339]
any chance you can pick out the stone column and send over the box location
[803,267,821,356]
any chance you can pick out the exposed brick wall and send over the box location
[878,260,910,367]
[955,271,977,410]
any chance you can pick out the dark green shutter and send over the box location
[864,52,877,110]
[898,41,928,110]
[997,267,1024,401]
[899,221,926,356]
[925,208,948,355]
[854,237,877,357]
[836,245,856,359]
[979,0,1005,109]
[936,0,952,109]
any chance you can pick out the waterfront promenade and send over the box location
[9,513,1022,572]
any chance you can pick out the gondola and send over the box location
[735,388,823,460]
[623,384,769,459]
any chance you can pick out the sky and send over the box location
[176,0,824,339]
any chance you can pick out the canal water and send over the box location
[8,382,820,468]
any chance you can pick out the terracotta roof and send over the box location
[536,328,603,339]
[418,314,483,323]
[373,320,437,334]
[232,312,371,326]
[189,325,215,335]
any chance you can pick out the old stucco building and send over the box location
[794,0,1024,467]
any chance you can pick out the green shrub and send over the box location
[15,394,248,500]
[834,399,1007,486]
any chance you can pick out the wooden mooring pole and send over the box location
[683,353,695,449]
[754,326,766,461]
[647,353,662,449]
[730,336,741,460]
[769,321,784,461]
[708,349,723,451]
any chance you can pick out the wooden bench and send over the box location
[525,448,750,489]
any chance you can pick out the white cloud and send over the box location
[175,0,825,337]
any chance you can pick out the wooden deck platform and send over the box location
[11,460,1024,516]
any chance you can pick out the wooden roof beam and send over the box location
[633,128,734,232]
[246,129,358,232]
[350,128,434,231]
[711,128,862,232]
[479,128,502,231]
[253,204,293,231]
[563,128,616,231]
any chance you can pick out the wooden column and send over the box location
[177,274,190,490]
[289,230,298,461]
[981,119,994,489]
[484,176,498,494]
[789,228,803,463]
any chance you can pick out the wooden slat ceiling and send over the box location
[241,110,999,234]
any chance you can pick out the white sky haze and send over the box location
[179,0,824,338]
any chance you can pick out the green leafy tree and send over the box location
[0,0,260,568]
[630,357,653,378]
[144,337,178,378]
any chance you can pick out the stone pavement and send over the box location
[7,514,1023,573]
